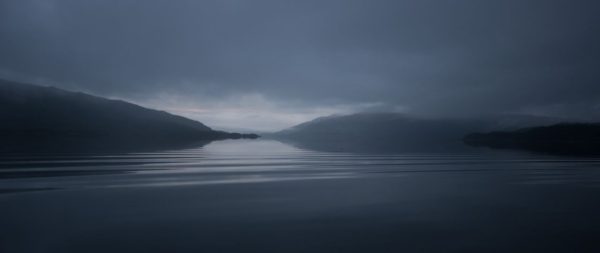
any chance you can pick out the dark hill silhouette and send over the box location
[464,123,600,155]
[0,79,258,153]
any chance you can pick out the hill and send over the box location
[0,79,257,152]
[270,112,488,153]
[464,123,600,155]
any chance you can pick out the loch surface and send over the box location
[2,140,600,252]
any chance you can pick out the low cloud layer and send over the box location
[136,93,387,132]
[1,0,599,130]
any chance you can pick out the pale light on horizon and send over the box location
[134,92,390,132]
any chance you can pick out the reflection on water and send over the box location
[2,140,600,252]
[3,140,600,190]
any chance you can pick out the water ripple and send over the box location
[2,140,600,194]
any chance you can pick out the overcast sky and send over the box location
[1,0,599,131]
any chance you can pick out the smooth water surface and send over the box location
[2,140,600,252]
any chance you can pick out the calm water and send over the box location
[2,140,600,252]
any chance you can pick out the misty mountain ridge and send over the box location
[283,112,565,132]
[270,112,570,153]
[271,112,483,152]
[0,79,258,152]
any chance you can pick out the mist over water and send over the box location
[2,140,600,252]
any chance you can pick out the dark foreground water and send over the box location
[2,140,600,252]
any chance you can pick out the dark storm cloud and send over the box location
[1,0,599,121]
